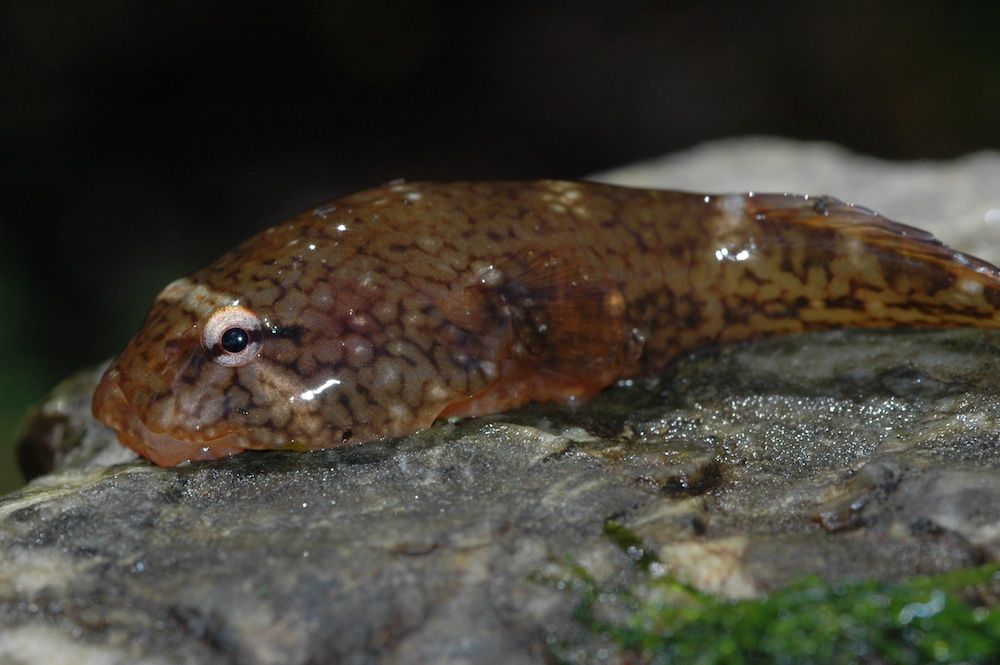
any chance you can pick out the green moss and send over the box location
[559,522,1000,664]
[602,519,660,572]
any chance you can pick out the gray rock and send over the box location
[5,138,1000,663]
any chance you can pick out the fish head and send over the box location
[92,268,322,466]
[92,225,498,466]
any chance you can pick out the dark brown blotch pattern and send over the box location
[95,181,1000,464]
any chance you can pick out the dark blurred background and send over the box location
[3,1,1000,492]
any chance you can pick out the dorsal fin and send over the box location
[748,194,1000,279]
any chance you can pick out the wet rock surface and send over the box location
[5,139,1000,663]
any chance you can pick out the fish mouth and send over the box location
[92,370,245,467]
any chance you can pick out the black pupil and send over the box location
[221,328,250,353]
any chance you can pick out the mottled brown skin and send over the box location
[93,181,1000,466]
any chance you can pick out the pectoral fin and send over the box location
[433,245,629,417]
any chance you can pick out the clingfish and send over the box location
[93,181,1000,466]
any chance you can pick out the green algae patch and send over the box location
[559,522,1000,664]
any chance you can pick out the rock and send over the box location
[15,362,135,480]
[5,138,1000,663]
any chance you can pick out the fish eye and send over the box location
[202,306,263,367]
[221,327,249,353]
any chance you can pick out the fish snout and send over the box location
[92,367,245,466]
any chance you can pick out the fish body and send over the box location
[93,181,1000,466]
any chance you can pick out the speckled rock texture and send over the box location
[6,138,1000,664]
